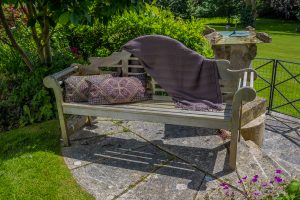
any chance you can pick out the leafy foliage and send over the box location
[0,23,76,131]
[278,180,300,200]
[257,0,300,20]
[97,4,212,57]
[66,21,105,60]
[89,0,144,23]
[154,0,192,19]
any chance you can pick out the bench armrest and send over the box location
[231,69,257,129]
[232,69,257,103]
[44,65,79,88]
[43,65,79,104]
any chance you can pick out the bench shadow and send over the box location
[164,124,218,138]
[64,126,233,191]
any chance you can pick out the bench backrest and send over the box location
[75,50,240,104]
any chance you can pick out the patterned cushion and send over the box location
[87,77,146,105]
[64,74,112,102]
[129,73,152,100]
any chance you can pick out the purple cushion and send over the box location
[64,74,112,102]
[87,77,146,105]
[129,73,152,100]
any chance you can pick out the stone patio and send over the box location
[62,113,299,200]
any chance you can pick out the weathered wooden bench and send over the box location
[43,50,257,169]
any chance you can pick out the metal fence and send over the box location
[253,58,300,118]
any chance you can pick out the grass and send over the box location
[201,18,300,118]
[0,120,93,200]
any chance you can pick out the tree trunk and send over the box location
[245,0,257,19]
[42,17,52,66]
[26,1,45,64]
[0,2,34,71]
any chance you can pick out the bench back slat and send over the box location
[77,51,240,103]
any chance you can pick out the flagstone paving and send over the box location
[262,112,300,178]
[63,114,299,200]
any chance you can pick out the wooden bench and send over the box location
[43,50,257,169]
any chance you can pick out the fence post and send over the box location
[268,59,278,114]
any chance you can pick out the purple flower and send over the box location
[242,176,247,180]
[70,47,79,54]
[253,191,260,197]
[225,190,229,196]
[220,182,228,187]
[251,175,259,183]
[261,183,268,187]
[275,169,283,174]
[237,179,243,184]
[220,182,229,190]
[274,176,283,183]
[223,185,229,190]
[231,191,235,198]
[270,180,274,184]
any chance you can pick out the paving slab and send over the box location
[69,120,123,142]
[263,113,300,178]
[71,144,172,200]
[118,159,205,200]
[63,132,147,169]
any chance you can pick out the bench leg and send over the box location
[58,112,70,147]
[86,116,93,126]
[229,128,238,170]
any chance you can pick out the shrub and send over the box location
[98,4,213,58]
[0,24,76,131]
[66,21,106,60]
[154,0,192,19]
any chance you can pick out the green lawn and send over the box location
[202,18,300,118]
[0,120,93,200]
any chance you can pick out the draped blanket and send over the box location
[122,35,224,111]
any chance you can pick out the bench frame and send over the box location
[44,50,257,169]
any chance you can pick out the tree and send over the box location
[155,0,192,19]
[0,0,143,70]
[0,2,34,70]
[257,0,299,19]
[270,0,299,19]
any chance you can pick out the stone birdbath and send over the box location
[203,26,272,147]
[204,26,272,70]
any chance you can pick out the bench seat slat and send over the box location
[99,104,232,117]
[62,100,232,120]
[117,100,232,111]
[62,102,232,129]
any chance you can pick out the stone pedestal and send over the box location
[241,114,265,147]
[213,44,257,69]
[240,97,267,147]
[241,97,267,126]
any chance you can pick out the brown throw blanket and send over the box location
[122,35,224,111]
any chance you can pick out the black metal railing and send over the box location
[253,58,300,118]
